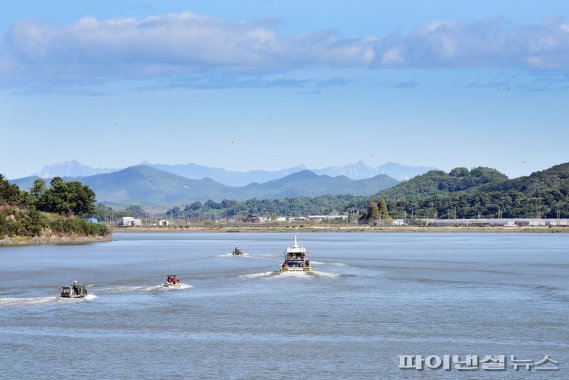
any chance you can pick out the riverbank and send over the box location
[0,233,112,246]
[110,225,569,233]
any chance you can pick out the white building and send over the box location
[308,214,348,223]
[119,217,142,227]
[158,220,170,226]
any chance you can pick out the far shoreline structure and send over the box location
[108,223,569,234]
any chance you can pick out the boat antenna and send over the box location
[294,235,298,248]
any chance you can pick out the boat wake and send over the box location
[218,252,251,257]
[0,296,58,306]
[172,283,193,290]
[311,271,341,278]
[239,271,278,279]
[311,261,346,267]
[0,294,98,306]
[106,284,192,293]
[239,270,341,280]
[277,271,315,279]
[105,286,160,293]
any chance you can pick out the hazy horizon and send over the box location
[4,158,564,181]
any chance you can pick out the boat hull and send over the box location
[60,294,86,298]
[280,265,312,273]
[59,284,88,298]
[163,283,181,288]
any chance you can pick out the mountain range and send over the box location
[12,165,399,206]
[32,160,435,185]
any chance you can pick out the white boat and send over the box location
[163,274,182,288]
[280,236,312,272]
[59,281,88,298]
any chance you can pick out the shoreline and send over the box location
[110,225,569,233]
[0,234,112,246]
[3,225,567,246]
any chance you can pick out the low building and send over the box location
[308,214,348,223]
[546,219,569,226]
[119,217,142,227]
[88,217,98,224]
[158,220,170,226]
[243,214,260,223]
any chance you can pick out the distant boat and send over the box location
[60,281,88,298]
[163,274,181,288]
[280,236,312,272]
[232,246,244,256]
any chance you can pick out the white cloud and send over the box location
[0,12,568,86]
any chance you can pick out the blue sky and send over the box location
[1,0,568,179]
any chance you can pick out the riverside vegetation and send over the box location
[0,175,109,244]
[147,163,569,223]
[51,162,569,229]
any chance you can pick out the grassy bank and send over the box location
[3,234,113,246]
[0,207,111,246]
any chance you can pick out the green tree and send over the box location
[29,178,47,208]
[379,198,391,220]
[449,167,469,177]
[125,205,146,218]
[0,174,24,206]
[93,203,112,220]
[368,201,379,224]
[38,177,96,216]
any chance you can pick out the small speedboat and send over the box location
[280,236,312,272]
[163,274,182,288]
[60,281,88,298]
[232,246,244,255]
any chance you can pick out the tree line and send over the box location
[23,163,566,225]
[160,165,569,222]
[0,174,107,238]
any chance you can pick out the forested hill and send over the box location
[479,163,569,193]
[378,166,508,201]
[157,163,569,221]
[377,164,569,219]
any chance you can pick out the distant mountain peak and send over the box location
[279,170,320,182]
[36,161,116,178]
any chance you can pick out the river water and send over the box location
[0,232,568,379]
